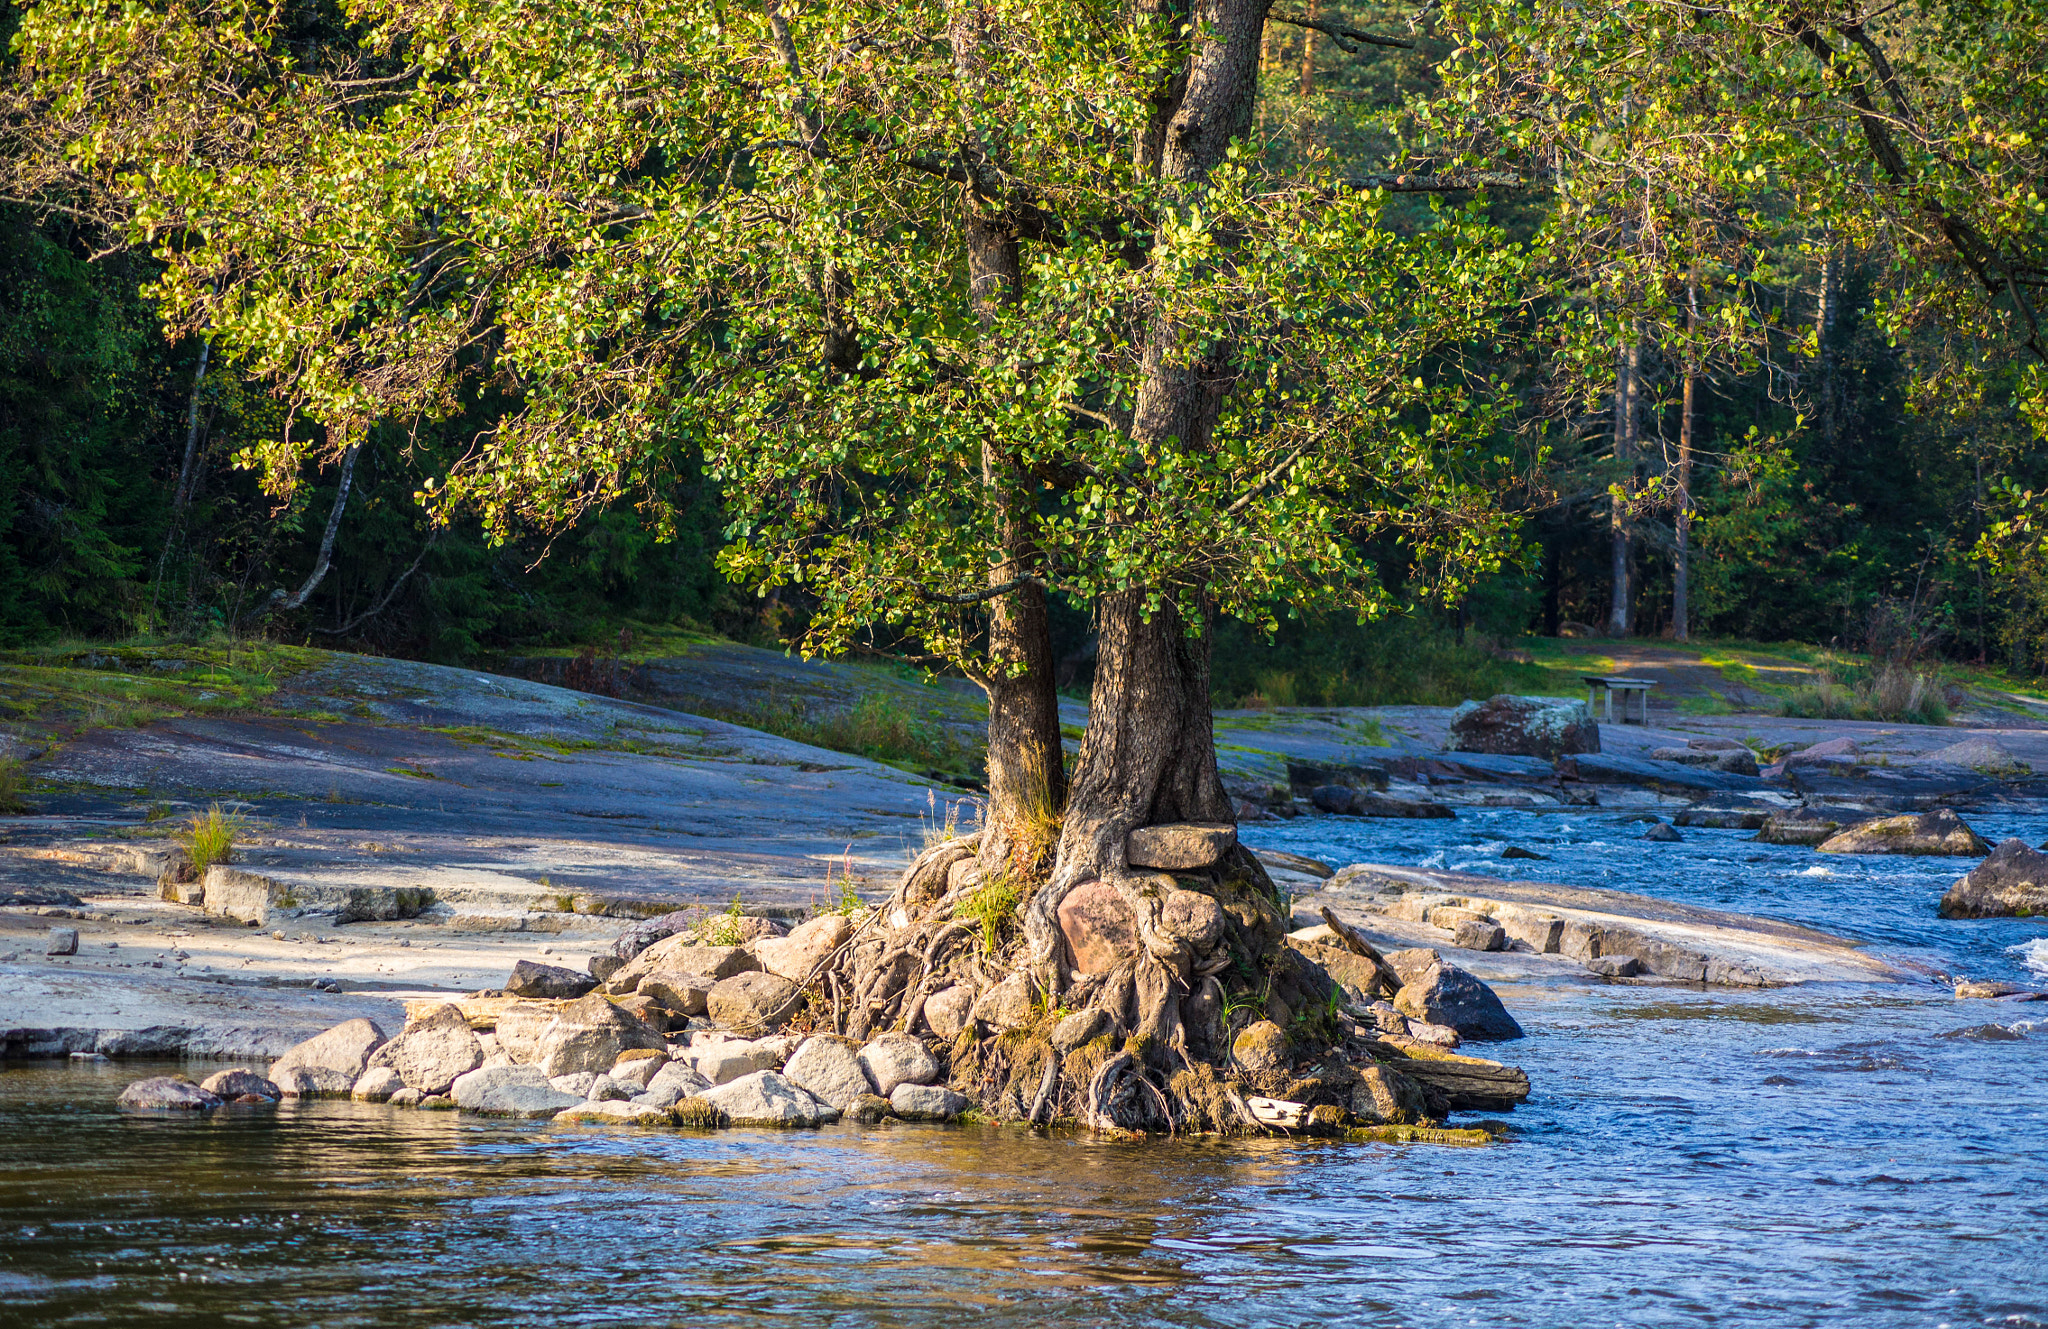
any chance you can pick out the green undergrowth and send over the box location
[734,689,984,781]
[0,638,322,736]
[1212,616,1582,710]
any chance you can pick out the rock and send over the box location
[1051,1007,1111,1054]
[636,971,713,1017]
[118,1077,223,1111]
[692,1038,781,1086]
[200,1068,280,1100]
[504,960,597,999]
[1641,821,1683,843]
[45,927,78,956]
[1349,1064,1427,1125]
[889,1083,971,1122]
[753,1033,801,1064]
[350,1067,403,1102]
[610,910,700,962]
[1922,736,2031,776]
[783,1035,873,1108]
[1940,838,2048,918]
[1126,821,1236,870]
[1157,889,1226,948]
[1057,882,1139,977]
[0,886,82,907]
[1384,948,1442,988]
[1954,980,2030,999]
[1818,808,1990,857]
[608,1051,666,1088]
[1349,794,1456,819]
[1255,849,1335,879]
[1393,961,1523,1041]
[333,885,434,925]
[1494,910,1564,954]
[1286,760,1390,793]
[534,994,666,1078]
[585,1075,635,1102]
[1560,753,1761,794]
[1309,784,1358,814]
[491,1003,558,1065]
[588,954,625,983]
[1652,746,1761,776]
[1674,803,1772,830]
[1232,1020,1290,1073]
[612,994,677,1031]
[970,971,1038,1031]
[706,972,799,1034]
[700,1070,839,1127]
[389,1087,424,1108]
[1380,1048,1531,1111]
[1444,694,1599,760]
[200,866,280,925]
[858,1033,939,1097]
[1450,917,1508,952]
[554,1099,675,1126]
[922,984,975,1039]
[753,913,853,982]
[845,1093,895,1124]
[1364,1000,1409,1036]
[270,1018,388,1096]
[1753,807,1850,846]
[1290,940,1389,997]
[1586,955,1641,977]
[1500,846,1548,860]
[1406,1020,1461,1048]
[450,1065,587,1117]
[549,1072,600,1097]
[369,1003,484,1095]
[608,938,759,993]
[638,1062,713,1107]
[1785,736,1860,766]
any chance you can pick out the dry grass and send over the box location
[0,759,31,814]
[1781,661,1950,725]
[179,803,244,875]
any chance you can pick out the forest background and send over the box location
[2,0,2043,719]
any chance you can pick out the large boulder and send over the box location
[269,1018,387,1096]
[607,937,759,994]
[504,960,597,1000]
[369,1003,485,1094]
[118,1077,223,1111]
[783,1035,873,1108]
[492,1002,560,1066]
[635,971,713,1017]
[1057,882,1139,977]
[1349,1064,1428,1125]
[889,1083,970,1122]
[753,914,853,982]
[1158,890,1226,949]
[691,1038,781,1086]
[1392,959,1524,1041]
[970,972,1037,1031]
[922,984,975,1039]
[1752,807,1850,847]
[1818,808,1990,857]
[1940,839,2048,918]
[200,1068,280,1101]
[700,1070,839,1127]
[1232,1020,1290,1073]
[553,1099,675,1126]
[611,911,782,962]
[450,1065,587,1118]
[1125,822,1236,870]
[534,994,666,1078]
[1444,695,1599,760]
[1921,736,2031,777]
[857,1034,938,1098]
[351,1067,403,1103]
[636,1060,713,1107]
[706,972,798,1034]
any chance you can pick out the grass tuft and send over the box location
[0,759,32,815]
[960,873,1024,956]
[179,803,243,874]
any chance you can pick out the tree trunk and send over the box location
[1296,0,1316,96]
[1607,330,1639,638]
[1674,276,1696,644]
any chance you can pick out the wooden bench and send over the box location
[1583,675,1657,725]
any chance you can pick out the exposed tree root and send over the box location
[784,832,1464,1138]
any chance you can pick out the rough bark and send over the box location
[1674,276,1696,643]
[1607,330,1639,638]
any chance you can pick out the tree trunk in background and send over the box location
[1607,331,1640,637]
[1296,0,1316,95]
[1674,275,1696,643]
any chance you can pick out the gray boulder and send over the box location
[492,1003,558,1066]
[269,1018,387,1096]
[200,1068,280,1100]
[553,1099,675,1126]
[534,994,666,1078]
[1819,808,1990,857]
[707,972,798,1034]
[637,971,714,1017]
[693,1038,782,1086]
[1051,1007,1111,1054]
[450,1065,587,1118]
[858,1034,939,1097]
[636,1061,713,1108]
[1445,695,1599,760]
[549,1072,600,1097]
[504,960,596,1000]
[700,1070,839,1127]
[753,913,853,982]
[1941,838,2048,918]
[45,926,79,956]
[118,1076,223,1110]
[350,1067,403,1102]
[1641,821,1683,843]
[784,1035,874,1108]
[1450,917,1508,952]
[369,1003,484,1095]
[922,984,975,1039]
[585,1075,635,1102]
[1753,807,1851,847]
[607,1052,666,1089]
[1392,960,1524,1041]
[889,1083,971,1122]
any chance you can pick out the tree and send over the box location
[10,0,1524,1124]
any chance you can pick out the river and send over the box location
[2,811,2044,1327]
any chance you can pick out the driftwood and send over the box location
[1320,907,1403,996]
[1244,1095,1312,1128]
[1370,1040,1531,1111]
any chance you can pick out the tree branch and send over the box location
[1269,10,1414,51]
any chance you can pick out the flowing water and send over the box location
[2,812,2046,1328]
